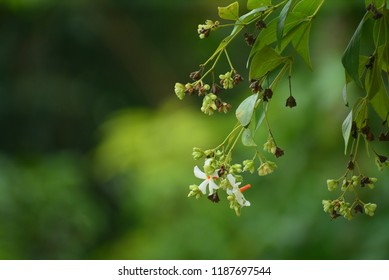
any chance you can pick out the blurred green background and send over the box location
[0,0,388,259]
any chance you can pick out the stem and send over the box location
[213,123,241,151]
[224,50,234,71]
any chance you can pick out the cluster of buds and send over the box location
[322,199,377,220]
[263,134,284,158]
[174,68,244,115]
[324,173,378,220]
[367,2,383,20]
[197,20,220,39]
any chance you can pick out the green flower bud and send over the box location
[322,200,333,213]
[263,135,276,154]
[174,83,186,100]
[204,159,216,175]
[229,163,242,174]
[257,161,277,176]
[341,179,349,192]
[243,159,255,173]
[326,179,338,191]
[201,93,218,115]
[188,184,202,199]
[339,201,352,220]
[219,72,234,89]
[192,147,204,160]
[364,203,377,216]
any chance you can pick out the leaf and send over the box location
[342,110,353,155]
[370,83,389,123]
[236,93,259,127]
[218,2,239,20]
[230,6,269,37]
[292,0,324,16]
[249,45,285,80]
[242,128,257,146]
[341,12,369,88]
[255,102,269,133]
[248,12,306,66]
[247,0,272,10]
[292,21,312,69]
[365,57,383,100]
[342,84,349,107]
[277,0,294,44]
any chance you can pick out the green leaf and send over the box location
[249,45,285,80]
[230,6,269,37]
[370,84,389,123]
[365,57,383,100]
[292,21,312,69]
[341,12,369,88]
[292,0,324,16]
[242,128,257,146]
[342,84,349,107]
[248,12,306,66]
[342,110,353,155]
[247,0,272,10]
[255,102,269,132]
[236,93,259,127]
[277,0,294,44]
[218,2,240,20]
[353,98,367,130]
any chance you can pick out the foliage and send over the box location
[174,0,389,219]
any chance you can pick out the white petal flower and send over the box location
[194,166,219,195]
[226,174,250,207]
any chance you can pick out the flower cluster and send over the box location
[188,152,251,216]
[174,67,243,115]
[188,137,281,216]
[197,20,219,39]
[323,174,378,220]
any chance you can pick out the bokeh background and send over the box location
[0,0,388,259]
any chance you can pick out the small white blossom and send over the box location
[226,174,250,207]
[194,166,219,195]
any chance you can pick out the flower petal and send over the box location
[194,166,206,179]
[227,174,236,186]
[208,179,220,194]
[198,180,208,194]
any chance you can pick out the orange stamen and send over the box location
[239,184,251,193]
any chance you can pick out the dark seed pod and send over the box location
[208,192,220,203]
[285,96,297,108]
[263,88,273,101]
[274,147,284,158]
[354,204,363,214]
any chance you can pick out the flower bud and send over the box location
[364,203,377,216]
[229,163,243,174]
[243,159,255,173]
[174,83,186,100]
[322,200,333,213]
[192,147,204,160]
[257,161,277,176]
[326,179,338,191]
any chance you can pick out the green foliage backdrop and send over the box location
[0,0,388,259]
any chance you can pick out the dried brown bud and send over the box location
[256,20,267,30]
[354,204,363,214]
[263,88,273,101]
[249,79,262,93]
[208,192,220,203]
[233,73,244,85]
[244,33,256,46]
[274,147,284,158]
[285,96,297,108]
[189,70,202,81]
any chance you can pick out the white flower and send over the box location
[226,174,250,207]
[194,166,219,195]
